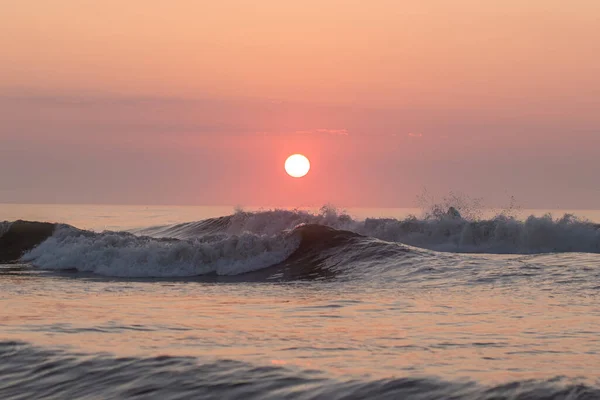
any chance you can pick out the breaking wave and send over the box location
[1,207,599,278]
[20,224,301,277]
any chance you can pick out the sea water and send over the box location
[1,204,599,399]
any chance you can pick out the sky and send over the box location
[1,0,599,208]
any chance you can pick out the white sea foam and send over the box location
[22,226,301,277]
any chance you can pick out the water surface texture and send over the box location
[1,205,599,399]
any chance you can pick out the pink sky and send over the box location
[1,1,599,208]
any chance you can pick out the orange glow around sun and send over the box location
[284,154,310,178]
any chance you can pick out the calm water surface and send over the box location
[0,270,598,384]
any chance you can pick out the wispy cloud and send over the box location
[408,132,423,138]
[315,128,349,136]
[296,128,349,136]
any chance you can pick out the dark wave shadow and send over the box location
[0,221,56,263]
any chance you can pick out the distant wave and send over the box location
[136,208,600,254]
[1,341,597,400]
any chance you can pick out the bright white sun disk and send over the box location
[285,154,310,178]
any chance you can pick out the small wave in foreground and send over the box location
[0,341,597,400]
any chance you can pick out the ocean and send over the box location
[1,203,600,399]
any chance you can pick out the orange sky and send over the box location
[4,1,600,107]
[1,1,599,207]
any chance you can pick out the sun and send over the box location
[285,154,310,178]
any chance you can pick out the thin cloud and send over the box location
[295,128,349,136]
[315,128,349,136]
[408,132,423,138]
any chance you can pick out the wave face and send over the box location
[0,221,11,237]
[0,221,56,263]
[0,341,597,400]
